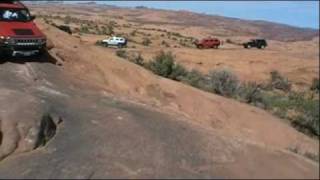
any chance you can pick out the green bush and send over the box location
[290,96,319,136]
[310,78,319,92]
[270,70,291,91]
[207,69,240,97]
[238,82,264,105]
[146,51,187,81]
[169,63,188,81]
[181,69,206,88]
[130,53,145,66]
[115,50,127,59]
[259,91,319,137]
[80,24,90,33]
[64,15,72,24]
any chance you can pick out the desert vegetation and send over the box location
[116,51,319,138]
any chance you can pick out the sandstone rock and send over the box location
[0,88,56,160]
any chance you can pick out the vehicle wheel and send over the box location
[197,45,203,49]
[260,45,265,49]
[0,49,8,59]
[247,45,251,49]
[0,50,3,60]
[104,43,108,47]
[118,44,123,48]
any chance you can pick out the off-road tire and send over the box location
[197,45,203,49]
[260,45,265,49]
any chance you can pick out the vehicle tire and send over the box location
[260,45,265,49]
[0,49,3,60]
[0,49,8,59]
[118,44,123,48]
[197,45,203,49]
[104,43,108,47]
[38,48,47,56]
[247,45,251,49]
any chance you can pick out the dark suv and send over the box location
[243,39,267,49]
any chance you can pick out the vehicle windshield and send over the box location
[0,8,31,22]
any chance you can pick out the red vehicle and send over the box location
[0,1,46,57]
[194,37,222,49]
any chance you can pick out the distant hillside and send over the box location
[104,5,318,42]
[29,2,319,42]
[140,9,319,41]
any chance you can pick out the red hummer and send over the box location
[194,37,222,49]
[0,1,46,57]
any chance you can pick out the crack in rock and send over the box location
[0,88,63,161]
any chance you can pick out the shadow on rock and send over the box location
[0,51,58,65]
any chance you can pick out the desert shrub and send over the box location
[259,91,319,137]
[207,69,240,97]
[79,24,90,33]
[161,40,170,47]
[104,24,114,35]
[303,152,319,162]
[290,95,319,136]
[115,50,127,59]
[169,63,188,81]
[130,30,137,36]
[269,70,291,91]
[226,39,232,43]
[261,93,293,117]
[63,15,72,24]
[238,82,264,105]
[179,39,192,48]
[310,78,319,92]
[181,69,206,88]
[287,147,319,162]
[130,53,145,66]
[142,38,152,46]
[146,51,187,80]
[146,51,175,77]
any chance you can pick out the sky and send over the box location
[65,1,319,29]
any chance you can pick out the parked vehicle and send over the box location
[102,36,127,48]
[194,37,222,49]
[0,1,47,57]
[243,39,267,49]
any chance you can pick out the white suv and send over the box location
[102,36,127,48]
